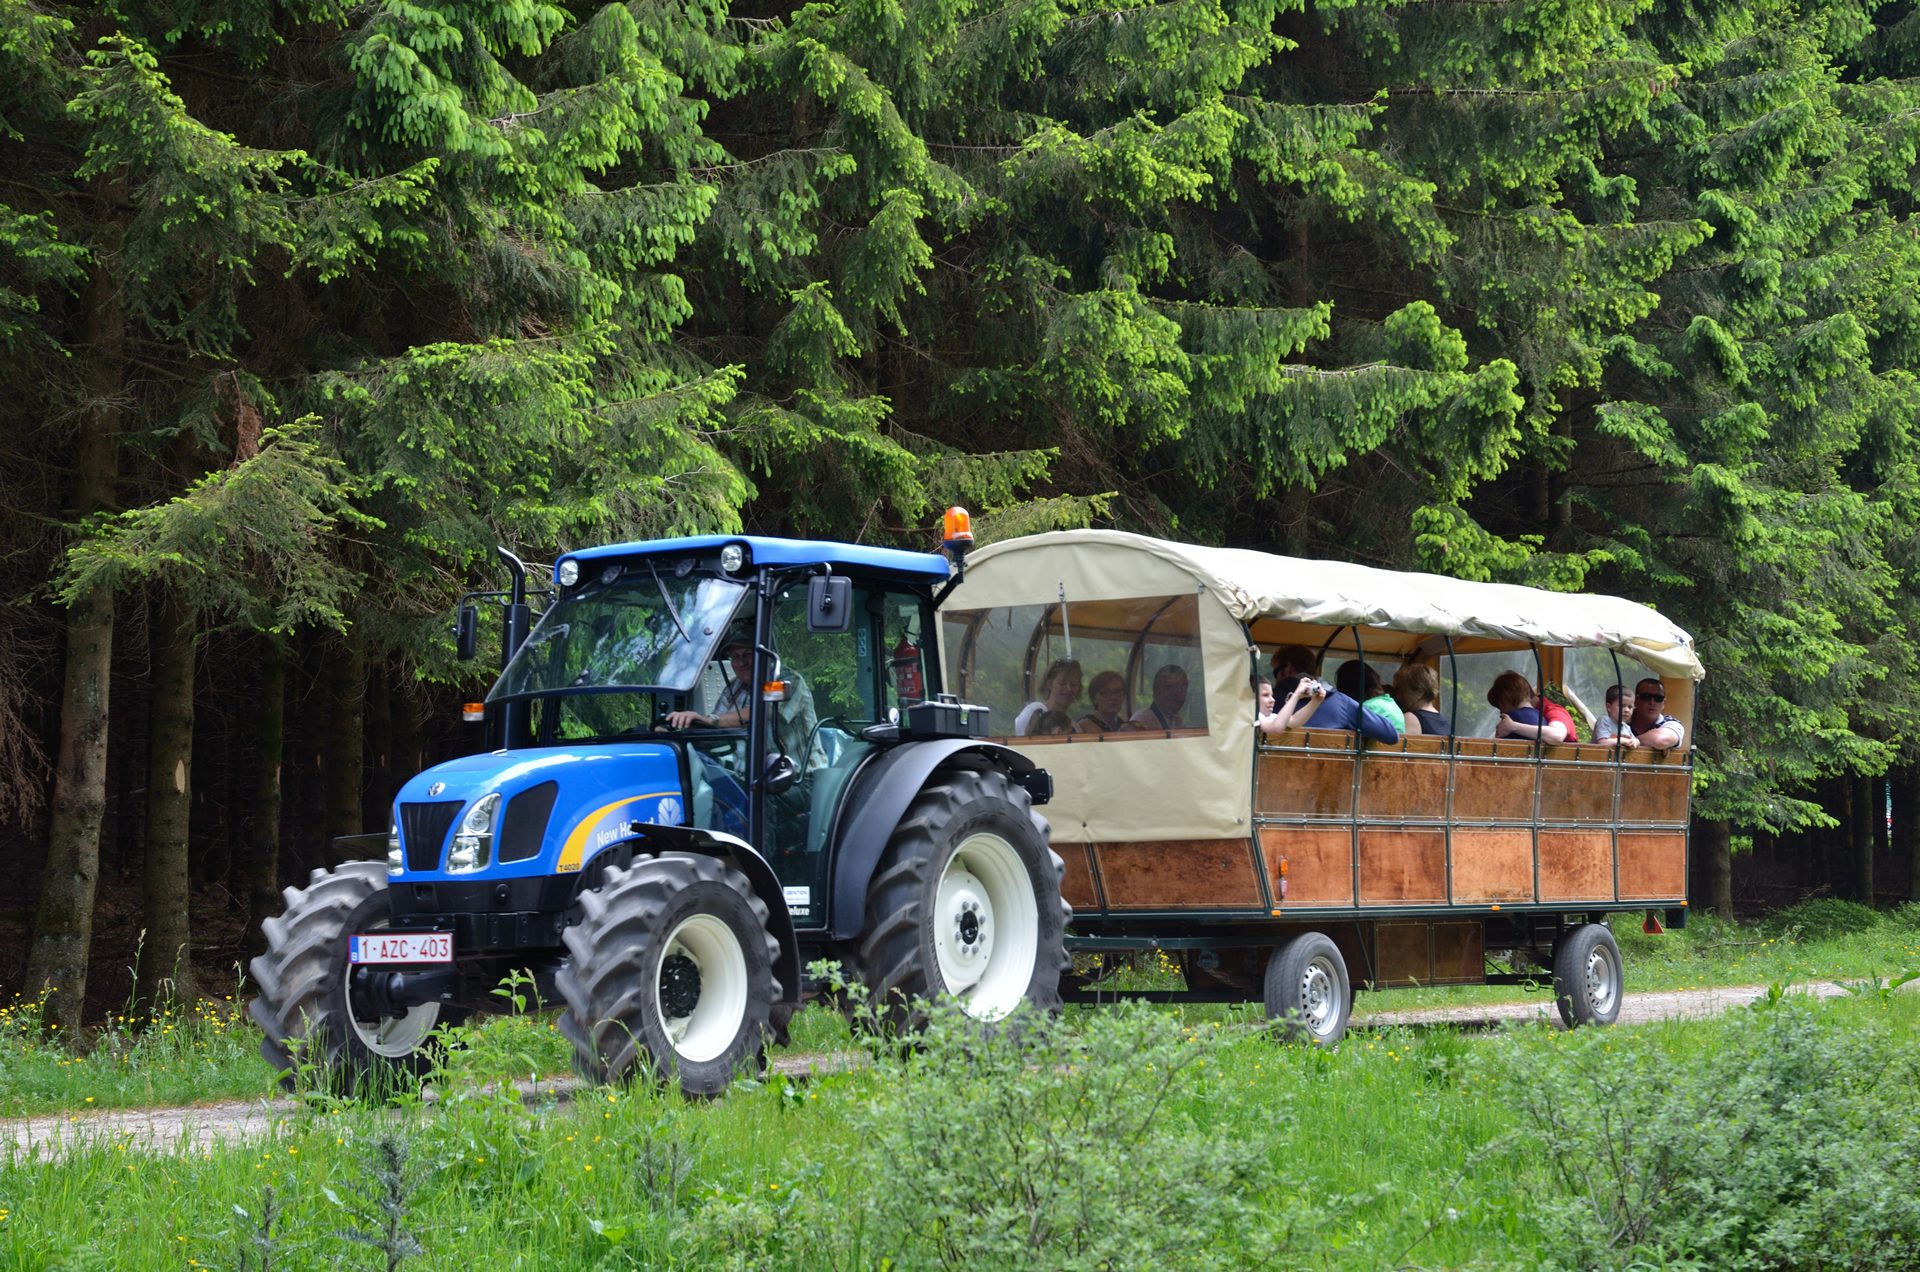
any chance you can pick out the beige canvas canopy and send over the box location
[949,530,1702,845]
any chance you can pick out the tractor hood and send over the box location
[389,742,692,881]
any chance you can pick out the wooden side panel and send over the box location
[1374,923,1430,986]
[1451,829,1535,903]
[1359,829,1447,904]
[1256,750,1354,818]
[1452,758,1536,822]
[1094,839,1263,909]
[1540,750,1616,822]
[1058,843,1100,911]
[1538,830,1614,903]
[1260,826,1353,906]
[1620,765,1690,824]
[1358,753,1448,820]
[1432,922,1485,985]
[1618,830,1687,901]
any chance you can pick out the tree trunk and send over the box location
[245,634,287,954]
[137,592,197,1008]
[366,659,393,832]
[323,626,368,859]
[1893,764,1919,903]
[1692,815,1733,918]
[1848,776,1873,905]
[25,262,123,1035]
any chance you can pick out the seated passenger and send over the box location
[1032,709,1075,735]
[1623,678,1685,750]
[1259,675,1400,744]
[1128,663,1190,731]
[1014,658,1082,736]
[1077,670,1128,734]
[1336,660,1405,733]
[1391,663,1451,737]
[1270,644,1319,686]
[1593,684,1638,748]
[1254,675,1276,718]
[1487,670,1567,743]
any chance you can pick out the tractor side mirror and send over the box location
[455,603,479,661]
[806,575,853,633]
[763,752,799,796]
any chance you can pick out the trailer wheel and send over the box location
[1264,932,1351,1046]
[855,766,1070,1030]
[249,861,460,1093]
[1553,922,1622,1028]
[556,855,779,1096]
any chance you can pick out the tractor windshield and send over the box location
[490,568,748,700]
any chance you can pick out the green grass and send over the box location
[2,992,1915,1268]
[3,902,1917,1121]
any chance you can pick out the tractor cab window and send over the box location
[490,568,747,742]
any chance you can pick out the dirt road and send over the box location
[0,979,1881,1161]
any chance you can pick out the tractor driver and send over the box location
[666,632,824,770]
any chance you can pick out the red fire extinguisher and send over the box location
[891,635,923,702]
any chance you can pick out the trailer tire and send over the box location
[1264,932,1351,1046]
[249,861,460,1094]
[1553,922,1622,1028]
[557,855,780,1097]
[854,765,1070,1032]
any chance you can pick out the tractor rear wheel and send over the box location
[249,861,461,1094]
[556,854,780,1096]
[854,765,1070,1031]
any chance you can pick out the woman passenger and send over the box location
[1076,669,1127,733]
[1015,658,1082,736]
[1392,663,1451,737]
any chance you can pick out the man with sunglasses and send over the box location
[1596,677,1684,750]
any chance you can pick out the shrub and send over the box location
[1498,1000,1920,1269]
[1764,897,1883,942]
[824,1000,1316,1270]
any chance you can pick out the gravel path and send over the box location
[1,980,1887,1161]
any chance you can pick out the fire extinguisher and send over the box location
[891,634,923,702]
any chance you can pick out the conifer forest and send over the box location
[2,0,1918,1031]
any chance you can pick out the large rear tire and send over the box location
[248,861,459,1094]
[556,854,780,1097]
[854,765,1070,1031]
[1553,922,1623,1028]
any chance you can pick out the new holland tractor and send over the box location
[249,514,1069,1095]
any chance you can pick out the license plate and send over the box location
[348,932,453,965]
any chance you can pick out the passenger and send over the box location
[1535,686,1580,744]
[1254,675,1276,718]
[1391,663,1451,738]
[1032,709,1075,735]
[1076,670,1128,733]
[1259,675,1400,744]
[1270,644,1319,686]
[1592,684,1639,748]
[1128,663,1190,731]
[1336,660,1406,734]
[1487,670,1567,743]
[1014,658,1082,736]
[1623,678,1685,750]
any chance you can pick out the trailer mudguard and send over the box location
[826,740,1048,939]
[598,824,802,1008]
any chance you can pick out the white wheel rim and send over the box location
[1583,945,1619,1016]
[340,963,441,1059]
[932,832,1040,1020]
[1297,955,1340,1038]
[656,914,748,1063]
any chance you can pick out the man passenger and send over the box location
[1129,664,1190,731]
[1623,678,1684,750]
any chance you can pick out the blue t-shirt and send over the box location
[1507,706,1543,727]
[1303,689,1401,744]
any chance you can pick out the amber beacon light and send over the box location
[942,506,974,581]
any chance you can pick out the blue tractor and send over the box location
[249,517,1068,1095]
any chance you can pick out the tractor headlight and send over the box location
[719,543,746,574]
[556,558,580,588]
[447,792,500,873]
[387,821,403,875]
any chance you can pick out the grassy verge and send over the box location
[3,899,1915,1120]
[2,991,1916,1268]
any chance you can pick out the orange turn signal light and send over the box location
[761,680,790,702]
[461,702,485,722]
[943,506,973,543]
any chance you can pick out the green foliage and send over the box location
[1506,1000,1920,1269]
[1763,897,1885,942]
